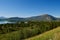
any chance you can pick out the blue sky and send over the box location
[0,0,60,18]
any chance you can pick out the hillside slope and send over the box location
[0,14,60,22]
[25,27,60,40]
[0,27,60,40]
[27,14,57,21]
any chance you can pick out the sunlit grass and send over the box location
[0,27,60,40]
[25,27,60,40]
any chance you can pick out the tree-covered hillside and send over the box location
[0,21,60,40]
[25,27,60,40]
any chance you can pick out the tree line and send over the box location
[0,21,60,40]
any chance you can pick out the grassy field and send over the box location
[25,27,60,40]
[0,30,21,40]
[0,27,60,40]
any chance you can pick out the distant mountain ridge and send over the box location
[26,14,57,21]
[0,17,6,19]
[0,14,60,22]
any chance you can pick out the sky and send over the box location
[0,0,60,18]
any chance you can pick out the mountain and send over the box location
[0,14,60,22]
[0,17,6,19]
[7,17,25,22]
[26,14,57,21]
[0,17,7,21]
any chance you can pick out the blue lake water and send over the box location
[0,21,15,24]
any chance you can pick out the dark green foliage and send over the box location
[0,21,60,40]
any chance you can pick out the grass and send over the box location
[25,27,60,40]
[0,27,60,40]
[0,30,21,40]
[0,27,31,40]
